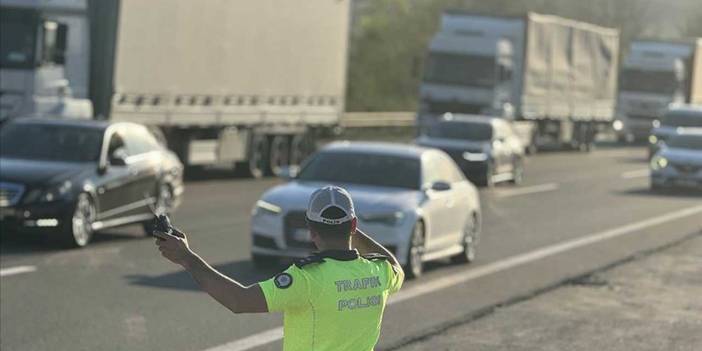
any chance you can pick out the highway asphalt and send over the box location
[1,145,700,351]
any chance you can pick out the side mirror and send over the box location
[431,181,451,192]
[109,148,128,166]
[278,165,299,180]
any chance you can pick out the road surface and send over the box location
[1,145,700,351]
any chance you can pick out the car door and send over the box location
[122,124,161,216]
[437,153,472,244]
[94,129,137,222]
[421,152,456,252]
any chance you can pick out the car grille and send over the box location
[284,211,315,249]
[0,182,25,207]
[672,163,702,174]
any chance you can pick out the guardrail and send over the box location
[341,111,415,128]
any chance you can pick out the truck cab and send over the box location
[419,36,514,119]
[0,0,92,120]
[615,41,692,142]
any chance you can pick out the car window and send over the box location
[107,131,126,157]
[123,125,162,156]
[0,123,103,162]
[297,151,421,190]
[427,121,493,141]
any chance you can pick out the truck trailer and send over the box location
[614,38,702,142]
[418,11,620,152]
[0,0,350,177]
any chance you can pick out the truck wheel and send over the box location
[290,134,312,166]
[268,135,290,176]
[245,134,269,179]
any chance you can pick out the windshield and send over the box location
[0,123,103,162]
[661,111,702,128]
[424,52,495,88]
[0,9,38,69]
[620,68,678,95]
[297,151,421,190]
[667,135,702,150]
[427,121,493,141]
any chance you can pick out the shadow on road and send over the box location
[614,155,649,164]
[125,260,281,291]
[618,187,702,198]
[0,226,148,258]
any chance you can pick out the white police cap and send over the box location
[306,186,355,225]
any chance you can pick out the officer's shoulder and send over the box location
[361,253,390,261]
[293,254,326,269]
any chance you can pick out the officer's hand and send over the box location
[154,228,192,266]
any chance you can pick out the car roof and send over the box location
[322,141,430,159]
[7,117,111,130]
[675,128,702,136]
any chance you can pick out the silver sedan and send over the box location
[250,142,482,278]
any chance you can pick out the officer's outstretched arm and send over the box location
[353,228,403,272]
[155,230,268,314]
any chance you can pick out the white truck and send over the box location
[0,0,350,177]
[614,39,702,142]
[419,11,620,152]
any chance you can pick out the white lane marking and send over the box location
[0,265,37,277]
[202,205,702,351]
[494,183,559,198]
[621,169,650,179]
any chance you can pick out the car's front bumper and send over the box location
[0,200,74,234]
[651,166,702,189]
[250,210,412,265]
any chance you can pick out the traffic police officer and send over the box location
[155,185,405,351]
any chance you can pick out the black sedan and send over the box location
[0,118,183,247]
[416,114,525,187]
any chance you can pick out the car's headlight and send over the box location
[360,211,405,226]
[463,152,488,162]
[613,120,624,131]
[252,200,282,216]
[650,156,668,170]
[24,181,73,204]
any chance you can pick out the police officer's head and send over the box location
[305,186,357,249]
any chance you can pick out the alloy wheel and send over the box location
[71,193,95,247]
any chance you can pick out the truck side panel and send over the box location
[108,0,349,127]
[521,13,619,122]
[689,39,702,105]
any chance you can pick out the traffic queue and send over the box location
[1,105,701,278]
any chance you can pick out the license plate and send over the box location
[292,228,310,242]
[0,207,16,220]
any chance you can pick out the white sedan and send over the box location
[250,142,482,278]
